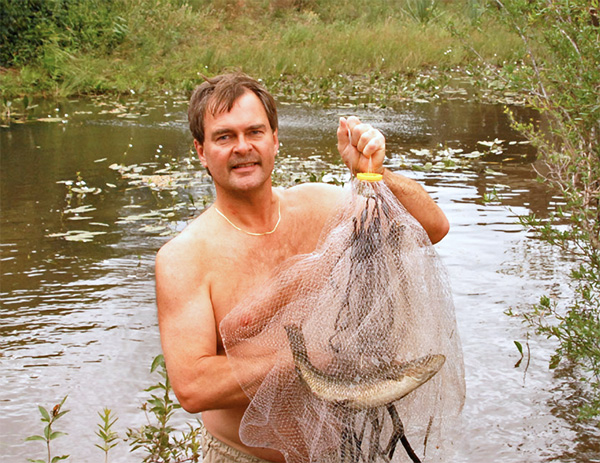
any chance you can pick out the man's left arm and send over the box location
[337,116,449,244]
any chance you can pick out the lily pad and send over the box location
[64,205,96,214]
[461,151,484,159]
[37,117,64,123]
[47,230,107,242]
[409,148,431,156]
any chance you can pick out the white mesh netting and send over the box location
[220,178,465,463]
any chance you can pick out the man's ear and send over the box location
[273,129,279,156]
[194,139,207,168]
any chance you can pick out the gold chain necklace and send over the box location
[214,200,281,236]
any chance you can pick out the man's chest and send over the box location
[206,231,316,329]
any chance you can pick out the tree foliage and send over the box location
[497,0,600,418]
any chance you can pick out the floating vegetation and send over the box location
[400,136,528,174]
[36,117,65,123]
[63,205,97,215]
[47,230,108,243]
[38,92,532,247]
[49,153,209,243]
[266,67,529,110]
[477,138,505,155]
[50,147,350,244]
[57,174,102,197]
[409,148,431,157]
[115,211,164,224]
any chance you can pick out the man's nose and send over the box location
[233,135,251,154]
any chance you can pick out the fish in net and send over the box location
[220,177,465,463]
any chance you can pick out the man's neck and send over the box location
[213,185,280,233]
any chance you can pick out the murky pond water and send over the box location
[1,96,598,462]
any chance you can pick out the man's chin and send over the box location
[228,175,270,192]
[229,160,265,174]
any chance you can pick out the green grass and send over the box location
[0,0,525,99]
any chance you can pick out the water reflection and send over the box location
[1,97,598,462]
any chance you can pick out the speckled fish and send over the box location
[284,325,445,409]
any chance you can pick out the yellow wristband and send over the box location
[356,172,383,182]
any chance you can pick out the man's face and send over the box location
[195,91,278,195]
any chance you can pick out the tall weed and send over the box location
[402,0,443,24]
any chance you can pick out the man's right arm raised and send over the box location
[155,237,250,413]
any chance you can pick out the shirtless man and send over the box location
[155,72,449,463]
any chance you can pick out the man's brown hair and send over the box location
[188,72,278,144]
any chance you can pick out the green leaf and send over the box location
[49,431,67,440]
[148,398,163,407]
[150,354,165,373]
[513,341,525,368]
[25,435,46,442]
[54,410,69,420]
[51,455,69,463]
[38,406,50,422]
[27,459,46,463]
[549,354,561,370]
[514,341,523,355]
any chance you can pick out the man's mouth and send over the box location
[231,161,259,170]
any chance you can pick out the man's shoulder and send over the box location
[284,181,344,196]
[282,182,347,210]
[154,213,216,315]
[155,212,213,273]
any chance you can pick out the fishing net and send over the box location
[220,177,465,463]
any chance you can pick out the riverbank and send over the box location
[1,0,524,103]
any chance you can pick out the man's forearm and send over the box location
[382,168,449,244]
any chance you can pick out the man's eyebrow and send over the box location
[210,124,267,138]
[247,123,267,131]
[211,127,233,138]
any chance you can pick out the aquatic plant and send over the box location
[25,357,202,462]
[125,355,202,462]
[25,395,70,463]
[95,408,119,463]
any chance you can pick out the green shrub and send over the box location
[0,0,127,67]
[496,0,600,419]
